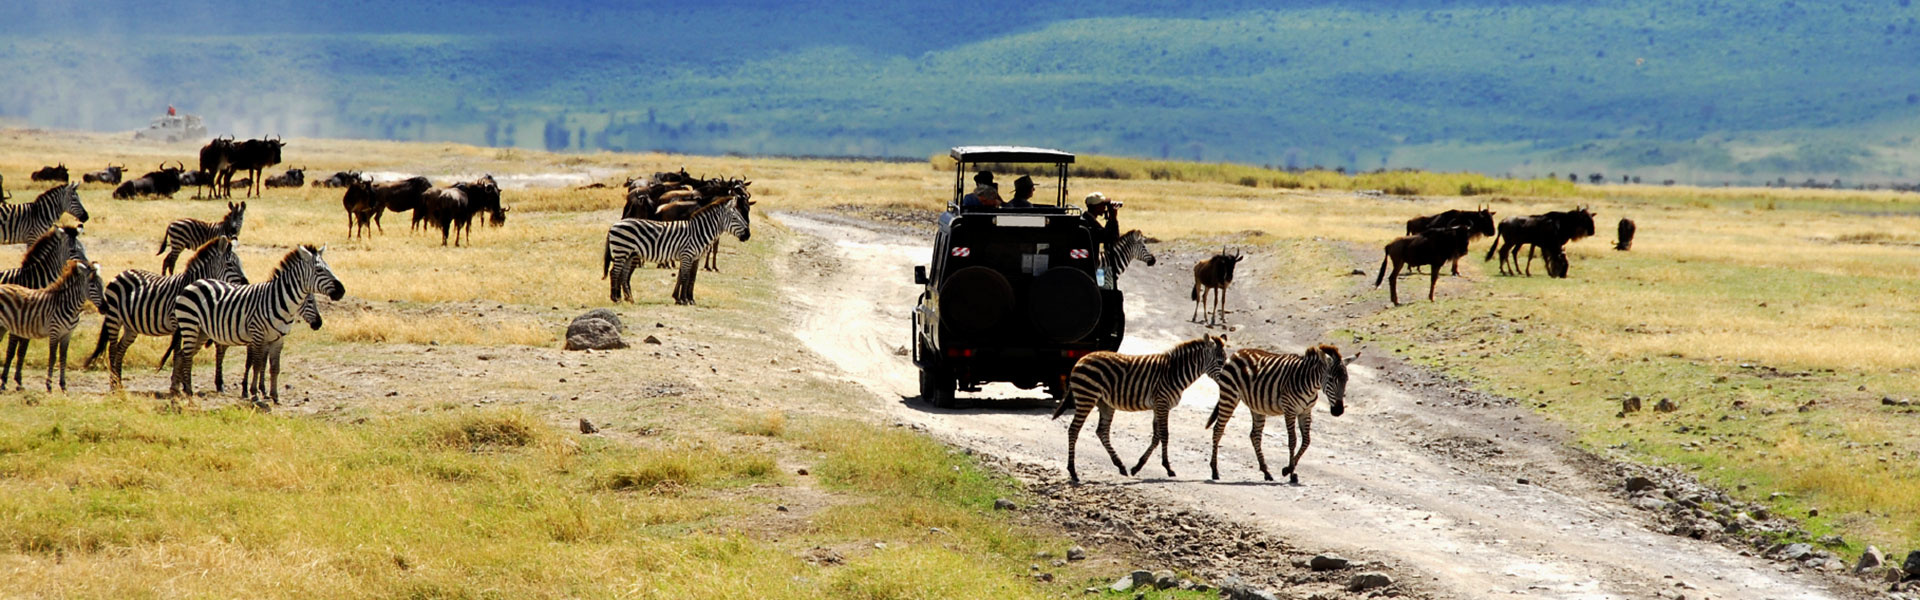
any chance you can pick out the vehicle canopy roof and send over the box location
[950,146,1075,164]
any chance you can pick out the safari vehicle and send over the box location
[134,113,207,143]
[911,146,1125,408]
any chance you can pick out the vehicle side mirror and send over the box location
[914,265,928,286]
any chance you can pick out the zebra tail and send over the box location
[156,231,170,255]
[1203,407,1219,430]
[601,234,612,279]
[1483,230,1501,261]
[1049,384,1075,420]
[161,328,181,370]
[82,317,114,369]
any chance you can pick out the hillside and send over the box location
[3,0,1918,183]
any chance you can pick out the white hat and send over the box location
[1083,192,1110,208]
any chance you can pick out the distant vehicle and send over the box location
[910,146,1125,408]
[134,113,208,143]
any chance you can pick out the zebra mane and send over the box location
[268,246,314,279]
[184,236,232,269]
[1305,344,1342,363]
[16,227,71,269]
[49,259,90,290]
[687,195,735,219]
[32,183,76,206]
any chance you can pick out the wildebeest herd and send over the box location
[1375,204,1619,305]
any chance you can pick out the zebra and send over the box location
[1103,229,1157,284]
[85,236,249,390]
[0,260,104,391]
[169,245,344,403]
[1050,334,1229,483]
[0,183,88,244]
[158,202,246,274]
[602,196,751,305]
[0,226,89,289]
[238,292,325,404]
[1204,345,1357,484]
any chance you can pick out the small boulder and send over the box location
[572,308,623,331]
[1780,543,1813,561]
[1310,553,1351,571]
[565,317,626,350]
[1067,546,1087,561]
[1108,575,1135,593]
[1625,476,1658,493]
[1347,571,1394,592]
[1152,570,1178,590]
[642,335,662,344]
[1129,570,1154,588]
[1856,546,1884,573]
[1904,550,1920,578]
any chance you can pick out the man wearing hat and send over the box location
[1081,192,1122,273]
[1004,175,1036,208]
[961,171,1002,210]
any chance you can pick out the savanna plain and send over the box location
[0,130,1917,598]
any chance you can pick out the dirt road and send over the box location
[774,211,1864,600]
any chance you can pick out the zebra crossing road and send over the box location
[774,211,1859,600]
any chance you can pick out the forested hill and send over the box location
[4,1,1919,183]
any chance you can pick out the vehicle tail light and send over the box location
[945,348,975,358]
[1064,350,1093,359]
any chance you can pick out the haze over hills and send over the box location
[4,0,1919,183]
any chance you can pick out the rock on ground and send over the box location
[565,314,627,350]
[1310,553,1351,571]
[572,308,623,331]
[1348,571,1394,592]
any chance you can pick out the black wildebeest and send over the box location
[316,171,364,188]
[1484,207,1597,277]
[424,175,506,247]
[82,165,125,185]
[342,178,379,239]
[198,137,235,199]
[30,164,69,183]
[112,162,187,199]
[1614,218,1636,251]
[264,167,306,188]
[216,137,285,198]
[343,176,431,237]
[1191,249,1244,325]
[1375,225,1475,305]
[1404,205,1496,276]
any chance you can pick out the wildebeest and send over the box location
[342,176,431,237]
[112,162,188,199]
[1484,207,1597,277]
[1191,249,1244,325]
[198,137,235,199]
[82,165,125,185]
[1375,225,1475,305]
[1614,218,1636,251]
[424,175,505,246]
[178,170,214,197]
[316,171,365,188]
[217,137,285,198]
[30,164,69,183]
[264,167,306,188]
[1405,206,1496,276]
[225,177,253,191]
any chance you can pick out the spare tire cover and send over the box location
[1028,267,1103,343]
[939,266,1014,334]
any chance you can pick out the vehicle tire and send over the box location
[939,266,1013,334]
[1028,267,1102,343]
[920,363,958,409]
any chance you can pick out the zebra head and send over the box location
[221,202,247,239]
[307,245,347,301]
[1114,230,1157,271]
[299,293,323,330]
[1307,345,1358,417]
[61,225,90,265]
[60,183,88,223]
[1200,333,1229,377]
[721,198,752,242]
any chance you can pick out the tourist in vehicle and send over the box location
[961,171,1002,210]
[1004,175,1036,208]
[1082,192,1122,275]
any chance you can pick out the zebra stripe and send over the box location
[86,236,249,390]
[158,202,246,274]
[0,260,103,391]
[170,245,344,403]
[239,292,325,404]
[1102,229,1157,282]
[0,226,89,290]
[1050,334,1229,483]
[0,184,88,244]
[601,198,751,304]
[1204,345,1354,483]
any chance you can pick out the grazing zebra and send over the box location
[158,202,246,274]
[0,184,88,244]
[1103,229,1157,284]
[602,196,751,304]
[1050,334,1229,483]
[170,245,345,403]
[0,260,103,391]
[85,236,249,390]
[1204,345,1357,483]
[0,226,89,289]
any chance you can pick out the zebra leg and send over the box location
[1285,413,1315,485]
[673,258,700,305]
[609,258,627,303]
[1248,414,1273,481]
[1156,403,1176,477]
[1065,401,1092,484]
[1209,398,1237,481]
[9,337,25,390]
[1095,405,1126,476]
[51,336,68,391]
[0,335,14,391]
[214,344,227,394]
[705,241,719,272]
[1279,413,1308,484]
[1128,406,1166,476]
[269,340,284,405]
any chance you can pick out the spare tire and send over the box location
[939,266,1014,334]
[1028,267,1102,343]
